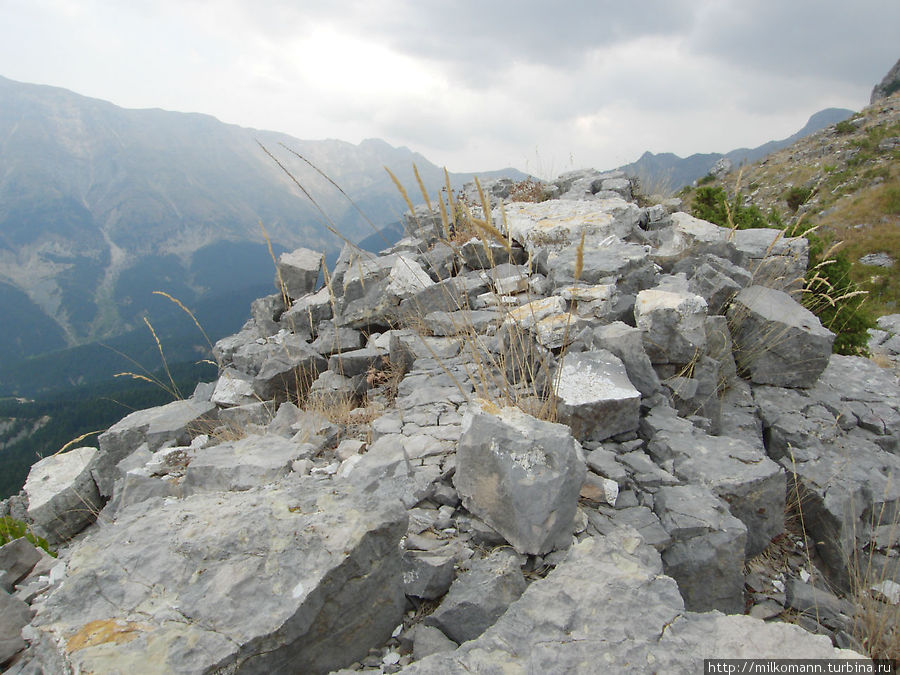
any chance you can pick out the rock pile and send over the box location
[3,169,895,672]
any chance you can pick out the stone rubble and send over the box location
[4,168,897,672]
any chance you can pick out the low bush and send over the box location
[835,120,855,135]
[784,186,813,212]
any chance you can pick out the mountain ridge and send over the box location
[0,74,525,358]
[619,107,855,191]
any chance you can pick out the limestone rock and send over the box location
[0,538,41,593]
[502,198,643,255]
[635,286,708,365]
[96,399,216,497]
[182,434,304,493]
[252,335,328,400]
[0,589,31,666]
[425,549,526,644]
[24,447,102,544]
[454,402,586,555]
[728,285,834,387]
[276,247,323,299]
[399,528,860,673]
[554,350,641,442]
[28,479,407,675]
[654,484,748,613]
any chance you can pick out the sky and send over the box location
[2,0,898,176]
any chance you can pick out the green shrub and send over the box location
[799,229,874,356]
[691,186,770,230]
[784,186,813,212]
[835,120,855,135]
[697,173,716,186]
[0,516,55,556]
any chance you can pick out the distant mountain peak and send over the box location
[618,107,854,191]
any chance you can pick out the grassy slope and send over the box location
[679,94,900,317]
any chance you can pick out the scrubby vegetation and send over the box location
[0,515,55,556]
[688,184,874,355]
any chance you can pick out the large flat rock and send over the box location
[96,399,217,497]
[28,478,407,674]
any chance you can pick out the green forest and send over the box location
[0,360,216,499]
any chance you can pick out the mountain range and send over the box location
[617,108,854,192]
[0,74,859,397]
[0,74,524,373]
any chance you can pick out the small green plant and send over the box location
[691,186,772,230]
[0,515,55,556]
[697,173,716,186]
[784,186,813,213]
[796,227,874,356]
[835,120,855,135]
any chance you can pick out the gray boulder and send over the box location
[425,549,526,644]
[587,321,661,396]
[24,447,102,545]
[96,398,217,497]
[654,484,748,613]
[276,247,323,299]
[454,403,586,555]
[182,434,304,492]
[0,589,31,666]
[27,478,407,675]
[554,350,641,442]
[399,527,859,673]
[635,286,708,365]
[0,539,41,593]
[250,293,286,338]
[402,545,458,600]
[644,408,785,557]
[728,285,834,388]
[210,367,256,407]
[281,287,333,336]
[252,335,328,400]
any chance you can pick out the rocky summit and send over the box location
[3,169,896,672]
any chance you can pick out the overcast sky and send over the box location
[2,0,898,175]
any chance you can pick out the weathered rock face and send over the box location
[454,403,586,555]
[95,399,217,497]
[11,169,890,671]
[635,286,709,365]
[424,549,526,644]
[554,350,641,441]
[654,484,748,613]
[24,447,102,545]
[277,247,324,299]
[728,285,834,388]
[399,527,857,674]
[28,478,407,674]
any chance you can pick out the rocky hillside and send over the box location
[618,107,854,192]
[679,91,900,317]
[2,171,897,671]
